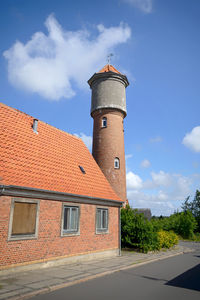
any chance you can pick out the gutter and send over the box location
[0,185,124,208]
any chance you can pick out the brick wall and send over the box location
[0,196,119,269]
[92,109,127,201]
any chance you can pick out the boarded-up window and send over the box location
[12,202,37,235]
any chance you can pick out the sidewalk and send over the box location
[0,244,194,300]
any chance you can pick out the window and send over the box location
[114,157,120,169]
[102,117,107,128]
[62,205,80,235]
[96,208,108,233]
[79,165,86,174]
[8,199,39,240]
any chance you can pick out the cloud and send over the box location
[151,170,172,187]
[127,170,195,215]
[3,14,131,101]
[149,136,162,143]
[182,126,200,153]
[125,154,133,161]
[74,133,92,151]
[141,159,151,168]
[123,0,153,14]
[126,171,143,189]
[127,190,175,216]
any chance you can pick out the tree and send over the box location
[182,190,200,232]
[192,190,200,231]
[182,196,191,212]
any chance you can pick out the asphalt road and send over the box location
[31,242,200,300]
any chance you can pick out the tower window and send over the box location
[114,157,120,169]
[102,117,107,128]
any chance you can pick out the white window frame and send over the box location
[102,117,107,128]
[114,157,120,169]
[8,198,40,241]
[61,203,80,236]
[96,207,109,234]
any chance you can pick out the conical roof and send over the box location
[98,64,121,74]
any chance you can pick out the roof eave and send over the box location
[0,185,124,207]
[87,71,129,88]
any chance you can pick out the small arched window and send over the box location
[102,117,107,128]
[114,157,120,169]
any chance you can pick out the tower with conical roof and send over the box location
[88,64,129,203]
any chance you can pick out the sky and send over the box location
[1,0,200,216]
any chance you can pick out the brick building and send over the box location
[0,64,128,272]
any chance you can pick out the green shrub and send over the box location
[121,206,180,253]
[157,230,178,249]
[151,211,197,239]
[121,206,159,253]
[177,211,197,239]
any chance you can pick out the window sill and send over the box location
[96,230,109,235]
[61,231,80,237]
[8,234,38,241]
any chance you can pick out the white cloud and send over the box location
[151,170,172,187]
[125,154,133,161]
[126,171,143,189]
[127,170,195,216]
[74,133,92,151]
[149,136,162,143]
[123,0,153,14]
[141,159,151,168]
[182,126,200,153]
[3,14,131,101]
[127,190,175,216]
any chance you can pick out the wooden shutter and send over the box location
[12,202,37,235]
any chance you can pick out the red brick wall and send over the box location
[92,109,127,201]
[0,196,119,268]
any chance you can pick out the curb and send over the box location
[6,248,194,300]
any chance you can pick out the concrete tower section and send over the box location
[88,64,129,203]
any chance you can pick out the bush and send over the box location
[151,211,197,239]
[121,206,159,253]
[157,230,178,249]
[121,206,180,253]
[178,211,197,239]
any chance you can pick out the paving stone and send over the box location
[25,278,64,290]
[46,269,84,279]
[0,287,33,299]
[66,272,92,282]
[0,284,22,292]
[16,273,52,284]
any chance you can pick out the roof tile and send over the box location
[0,103,122,202]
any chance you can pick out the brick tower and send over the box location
[88,64,129,203]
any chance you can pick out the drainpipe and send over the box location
[119,206,121,256]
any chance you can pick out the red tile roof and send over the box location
[98,64,121,74]
[0,103,122,202]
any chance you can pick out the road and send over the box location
[31,242,200,300]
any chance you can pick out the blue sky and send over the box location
[1,0,200,215]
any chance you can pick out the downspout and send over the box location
[0,185,5,196]
[119,206,121,256]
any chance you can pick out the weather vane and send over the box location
[107,53,114,65]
